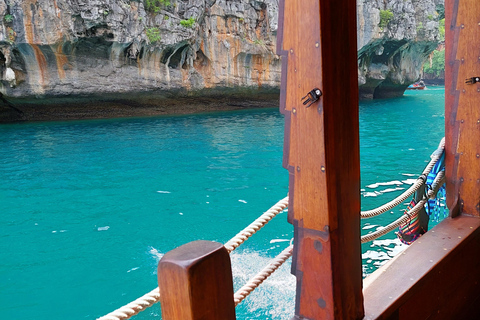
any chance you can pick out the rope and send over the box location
[361,138,445,219]
[361,171,445,243]
[97,139,446,319]
[97,197,288,320]
[233,245,293,306]
[97,288,160,320]
[224,196,289,253]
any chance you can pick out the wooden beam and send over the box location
[445,0,480,217]
[277,0,363,318]
[157,240,236,320]
[363,216,480,320]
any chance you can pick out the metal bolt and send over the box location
[315,42,319,48]
[321,166,326,172]
[461,119,465,123]
[290,49,294,54]
[461,24,465,29]
[292,108,297,114]
[297,166,300,172]
[463,89,466,93]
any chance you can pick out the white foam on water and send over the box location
[156,190,171,194]
[127,267,139,273]
[362,250,390,260]
[97,226,110,231]
[362,192,378,197]
[380,187,405,193]
[230,249,295,319]
[401,173,416,177]
[402,179,417,185]
[148,247,164,262]
[362,224,378,230]
[269,239,290,244]
[238,199,247,203]
[366,180,403,189]
[179,212,184,215]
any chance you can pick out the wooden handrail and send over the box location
[157,240,236,320]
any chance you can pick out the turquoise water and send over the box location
[0,87,445,320]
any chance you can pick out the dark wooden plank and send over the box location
[363,215,480,320]
[157,240,236,320]
[445,0,480,217]
[277,0,363,319]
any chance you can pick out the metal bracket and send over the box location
[465,77,480,84]
[301,88,322,108]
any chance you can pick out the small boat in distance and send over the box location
[407,80,426,90]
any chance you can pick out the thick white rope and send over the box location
[224,196,289,253]
[96,288,160,320]
[98,139,445,319]
[361,137,445,218]
[233,244,294,306]
[361,171,445,243]
[97,197,288,320]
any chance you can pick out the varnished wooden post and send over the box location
[157,240,236,320]
[445,0,480,217]
[277,0,363,319]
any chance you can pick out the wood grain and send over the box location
[445,0,480,217]
[363,216,480,320]
[277,0,363,318]
[157,241,236,320]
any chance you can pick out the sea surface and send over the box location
[0,87,445,320]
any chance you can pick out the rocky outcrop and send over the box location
[357,0,443,99]
[0,0,443,116]
[0,0,280,99]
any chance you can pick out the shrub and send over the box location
[180,17,195,28]
[146,27,161,43]
[4,14,13,23]
[438,18,445,41]
[379,10,393,29]
[423,49,445,76]
[144,0,170,13]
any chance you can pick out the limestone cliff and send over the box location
[0,0,443,111]
[357,0,444,98]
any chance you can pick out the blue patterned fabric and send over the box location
[424,151,447,221]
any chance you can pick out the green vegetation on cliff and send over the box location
[423,49,445,77]
[379,10,393,29]
[144,0,170,13]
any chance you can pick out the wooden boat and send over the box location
[153,1,480,319]
[407,81,426,90]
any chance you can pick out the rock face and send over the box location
[357,0,443,99]
[0,0,442,105]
